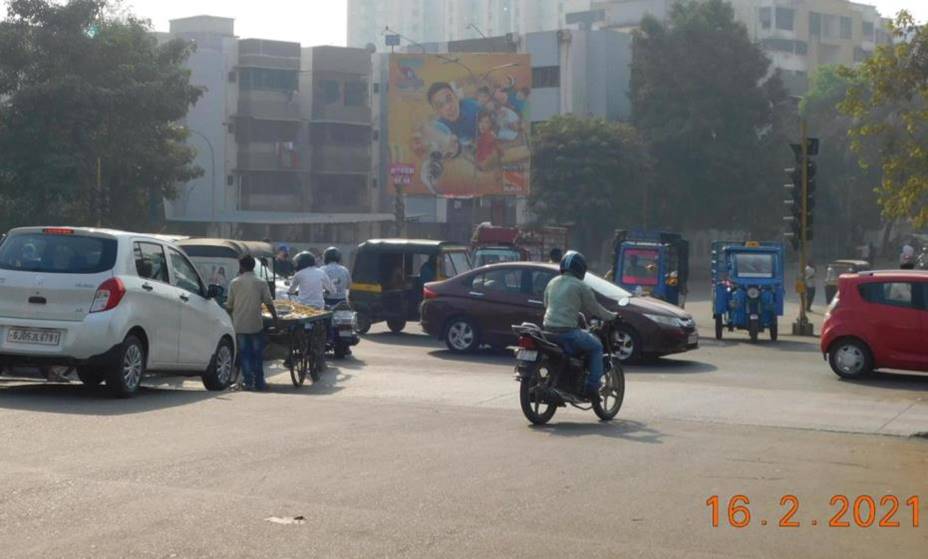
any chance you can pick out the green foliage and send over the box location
[839,11,928,227]
[630,0,790,234]
[802,65,882,251]
[529,115,652,256]
[0,0,203,231]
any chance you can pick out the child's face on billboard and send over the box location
[430,87,460,121]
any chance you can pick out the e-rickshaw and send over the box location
[349,239,472,334]
[711,241,785,342]
[176,238,278,305]
[611,230,689,307]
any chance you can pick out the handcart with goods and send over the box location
[265,301,331,386]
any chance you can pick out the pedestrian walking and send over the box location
[900,239,916,269]
[227,255,278,391]
[804,260,816,312]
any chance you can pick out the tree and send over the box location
[529,115,653,259]
[801,65,883,256]
[839,11,928,227]
[0,0,203,231]
[629,0,791,234]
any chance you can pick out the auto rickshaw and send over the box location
[712,241,785,342]
[824,259,871,303]
[349,239,472,334]
[176,238,278,305]
[611,230,689,307]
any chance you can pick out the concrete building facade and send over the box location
[579,0,891,92]
[348,0,590,51]
[161,16,390,244]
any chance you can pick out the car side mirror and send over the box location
[207,284,225,300]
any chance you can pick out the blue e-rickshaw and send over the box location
[711,241,785,343]
[611,230,689,307]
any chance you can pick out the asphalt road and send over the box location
[1,297,926,558]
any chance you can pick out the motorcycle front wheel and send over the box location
[519,361,557,425]
[593,361,625,421]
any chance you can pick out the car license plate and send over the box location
[688,332,698,345]
[7,327,62,346]
[516,349,538,362]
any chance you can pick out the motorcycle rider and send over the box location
[288,251,336,309]
[322,247,351,306]
[543,251,617,401]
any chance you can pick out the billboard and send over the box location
[387,53,532,197]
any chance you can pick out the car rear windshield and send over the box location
[0,232,118,274]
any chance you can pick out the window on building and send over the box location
[532,66,560,88]
[317,80,341,104]
[239,68,298,92]
[775,7,794,31]
[759,7,772,30]
[862,21,874,39]
[344,80,368,107]
[822,14,837,38]
[840,16,852,39]
[795,40,808,55]
[809,12,821,36]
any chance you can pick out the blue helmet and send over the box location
[559,250,587,280]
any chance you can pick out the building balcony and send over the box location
[311,144,371,175]
[311,104,371,125]
[237,90,303,122]
[237,142,309,172]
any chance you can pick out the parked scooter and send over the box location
[512,316,626,425]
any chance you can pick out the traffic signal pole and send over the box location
[792,119,814,336]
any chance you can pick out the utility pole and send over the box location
[788,119,816,336]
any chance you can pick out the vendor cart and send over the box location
[266,302,331,386]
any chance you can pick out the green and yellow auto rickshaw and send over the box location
[349,239,472,334]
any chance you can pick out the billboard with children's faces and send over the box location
[387,53,532,197]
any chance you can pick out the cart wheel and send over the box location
[309,325,327,382]
[289,331,307,387]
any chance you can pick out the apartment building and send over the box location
[348,0,587,50]
[161,16,390,244]
[580,0,891,92]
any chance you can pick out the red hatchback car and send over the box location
[820,270,928,378]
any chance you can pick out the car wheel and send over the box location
[387,318,406,334]
[612,326,641,364]
[105,334,145,398]
[828,339,873,379]
[356,313,372,335]
[203,338,235,391]
[76,367,104,386]
[444,317,479,353]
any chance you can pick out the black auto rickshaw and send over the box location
[349,239,472,334]
[824,259,872,303]
[176,238,279,305]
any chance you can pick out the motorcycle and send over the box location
[512,317,626,425]
[326,299,360,359]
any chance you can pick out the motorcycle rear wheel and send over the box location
[593,363,625,421]
[519,362,557,425]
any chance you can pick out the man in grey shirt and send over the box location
[227,255,278,391]
[322,246,352,305]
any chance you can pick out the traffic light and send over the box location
[783,140,818,248]
[783,167,802,250]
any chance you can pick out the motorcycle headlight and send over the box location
[747,287,760,299]
[644,313,686,328]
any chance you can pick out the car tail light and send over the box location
[518,336,537,350]
[42,227,74,235]
[90,278,126,313]
[423,286,438,300]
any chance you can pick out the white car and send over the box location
[0,227,237,397]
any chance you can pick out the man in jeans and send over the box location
[227,255,278,391]
[543,251,617,402]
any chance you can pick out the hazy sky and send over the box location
[0,1,925,46]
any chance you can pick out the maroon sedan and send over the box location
[420,262,698,362]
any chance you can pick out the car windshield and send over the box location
[621,248,660,286]
[0,232,117,274]
[584,272,632,300]
[734,252,775,278]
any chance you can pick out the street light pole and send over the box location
[187,128,217,230]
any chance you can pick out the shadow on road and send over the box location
[625,358,717,374]
[838,370,928,392]
[0,378,220,415]
[427,348,514,366]
[362,332,442,349]
[531,419,665,444]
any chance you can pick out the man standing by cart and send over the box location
[227,255,278,391]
